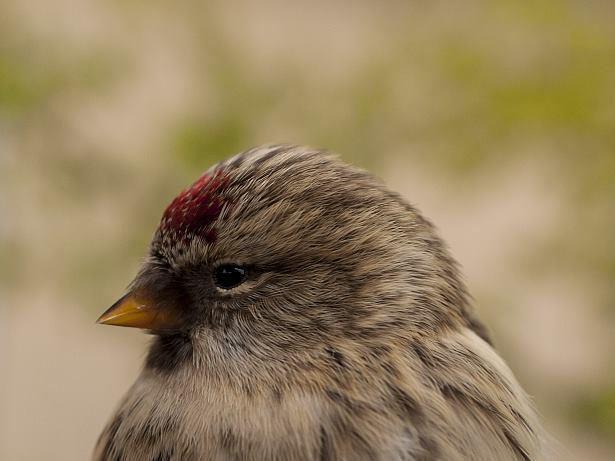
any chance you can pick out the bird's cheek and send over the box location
[96,290,185,331]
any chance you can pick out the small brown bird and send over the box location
[95,145,543,460]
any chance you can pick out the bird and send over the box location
[94,145,543,461]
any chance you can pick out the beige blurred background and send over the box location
[1,0,614,459]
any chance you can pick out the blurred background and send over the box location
[1,0,614,459]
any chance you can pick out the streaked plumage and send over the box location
[95,145,543,460]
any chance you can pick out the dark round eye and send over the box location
[213,264,248,290]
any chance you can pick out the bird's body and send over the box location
[95,145,543,461]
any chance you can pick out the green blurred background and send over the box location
[1,0,614,459]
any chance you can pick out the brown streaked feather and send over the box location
[95,145,544,460]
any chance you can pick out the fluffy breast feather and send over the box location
[94,328,542,461]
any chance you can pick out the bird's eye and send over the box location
[213,264,248,290]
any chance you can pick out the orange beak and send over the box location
[97,291,182,331]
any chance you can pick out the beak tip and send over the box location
[96,306,118,325]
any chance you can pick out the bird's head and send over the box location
[98,145,486,373]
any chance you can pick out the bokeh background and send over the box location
[1,0,614,459]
